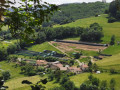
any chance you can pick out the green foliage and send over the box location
[109,0,120,21]
[60,76,70,85]
[2,71,11,81]
[100,80,108,90]
[110,35,115,45]
[110,78,116,90]
[45,56,58,62]
[110,68,116,74]
[22,78,48,90]
[0,0,58,42]
[49,2,109,25]
[73,52,81,59]
[108,17,116,23]
[80,23,104,42]
[63,80,75,90]
[0,47,7,61]
[21,64,35,76]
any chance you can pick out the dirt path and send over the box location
[76,59,82,66]
[90,56,94,63]
[48,42,70,57]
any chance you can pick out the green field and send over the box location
[55,14,120,43]
[5,75,60,90]
[96,53,120,71]
[70,73,120,90]
[28,42,62,53]
[0,61,23,78]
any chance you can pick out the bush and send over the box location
[2,71,11,81]
[110,35,115,45]
[108,17,116,23]
[73,52,81,59]
[110,68,116,74]
[80,23,103,42]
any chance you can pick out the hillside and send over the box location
[96,53,120,71]
[43,2,109,26]
[55,14,120,43]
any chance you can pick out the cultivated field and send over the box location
[50,41,107,52]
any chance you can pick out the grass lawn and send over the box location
[5,75,60,90]
[102,45,120,55]
[96,53,120,71]
[0,61,23,78]
[28,42,62,54]
[70,73,120,90]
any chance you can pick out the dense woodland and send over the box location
[42,2,109,26]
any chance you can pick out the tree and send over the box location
[80,83,88,90]
[91,77,100,86]
[21,64,35,76]
[73,52,81,59]
[60,76,70,85]
[0,0,58,42]
[2,71,11,81]
[100,80,107,90]
[110,35,115,45]
[80,23,103,42]
[109,0,120,21]
[0,47,8,61]
[110,78,116,90]
[0,76,8,89]
[63,81,75,90]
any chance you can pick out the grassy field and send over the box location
[70,73,120,90]
[5,75,60,90]
[28,42,62,53]
[0,61,23,79]
[96,53,120,71]
[55,14,120,43]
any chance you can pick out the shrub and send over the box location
[2,71,11,81]
[108,17,116,23]
[110,68,116,74]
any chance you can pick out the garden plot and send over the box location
[50,41,107,52]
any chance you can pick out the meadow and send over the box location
[28,42,62,54]
[70,73,120,90]
[4,75,60,90]
[96,53,120,71]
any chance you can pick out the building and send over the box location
[48,61,67,71]
[36,60,48,66]
[67,67,82,74]
[80,63,89,71]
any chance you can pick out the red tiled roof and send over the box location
[82,65,89,68]
[68,67,82,72]
[60,67,67,71]
[36,60,48,65]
